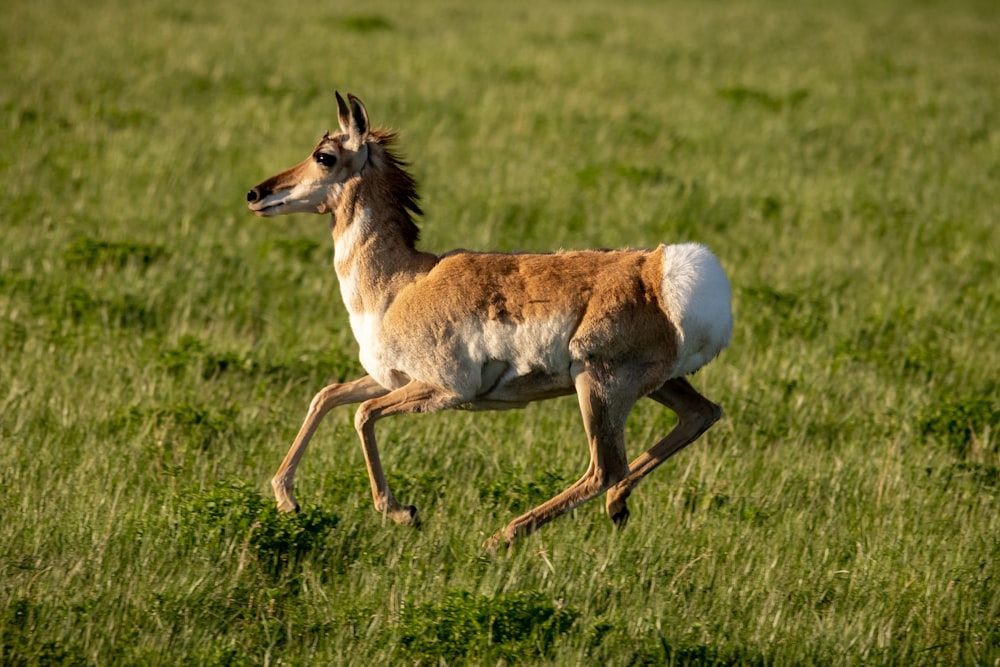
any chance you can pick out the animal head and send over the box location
[247,92,371,217]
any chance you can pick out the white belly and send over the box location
[351,308,577,397]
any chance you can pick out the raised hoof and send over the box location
[276,498,300,513]
[610,505,630,529]
[387,504,421,528]
[272,478,300,514]
[482,531,511,555]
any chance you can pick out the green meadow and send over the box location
[2,0,998,664]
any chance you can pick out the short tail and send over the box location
[658,243,733,377]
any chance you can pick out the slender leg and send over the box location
[272,375,388,513]
[604,376,722,526]
[353,380,464,527]
[488,368,633,549]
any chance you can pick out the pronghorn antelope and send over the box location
[246,93,733,548]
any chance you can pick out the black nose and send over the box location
[247,188,259,203]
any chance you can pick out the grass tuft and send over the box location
[919,396,998,458]
[175,480,340,575]
[396,590,579,663]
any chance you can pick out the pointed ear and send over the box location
[347,94,369,138]
[336,92,368,149]
[336,91,351,135]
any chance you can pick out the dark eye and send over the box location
[315,152,337,167]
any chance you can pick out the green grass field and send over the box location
[2,0,998,664]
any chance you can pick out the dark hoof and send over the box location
[406,505,422,529]
[611,505,630,528]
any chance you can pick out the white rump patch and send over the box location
[659,243,733,377]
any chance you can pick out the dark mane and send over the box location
[367,129,422,248]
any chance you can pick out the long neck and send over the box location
[332,177,435,315]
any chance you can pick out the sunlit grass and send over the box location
[1,0,998,664]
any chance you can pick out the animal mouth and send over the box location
[247,191,291,216]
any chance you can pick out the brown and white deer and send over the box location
[246,93,733,548]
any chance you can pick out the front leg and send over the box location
[353,380,465,527]
[272,375,388,512]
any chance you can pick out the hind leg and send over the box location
[488,366,633,548]
[604,376,722,526]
